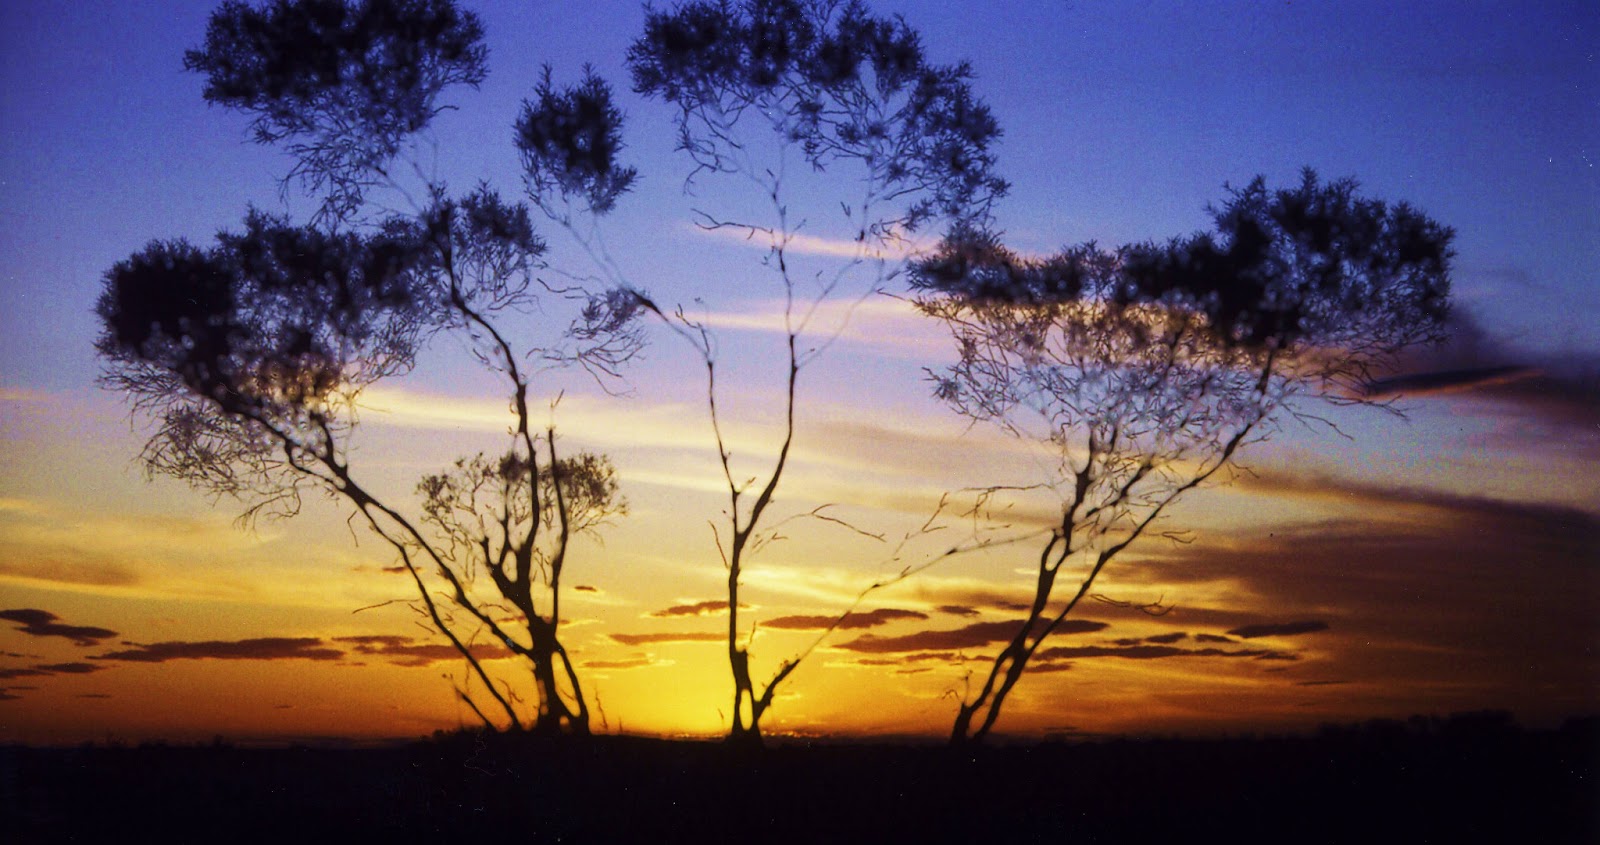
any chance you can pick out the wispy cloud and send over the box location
[0,662,109,683]
[1031,643,1294,662]
[885,576,1039,616]
[0,557,141,588]
[1363,365,1539,397]
[1226,621,1329,639]
[357,385,709,447]
[660,294,953,359]
[581,656,669,670]
[93,637,344,663]
[0,609,118,645]
[1108,471,1599,716]
[736,564,904,607]
[356,387,735,470]
[0,387,51,403]
[690,221,928,260]
[354,380,1042,522]
[851,651,974,666]
[0,498,404,609]
[648,600,736,618]
[0,498,49,515]
[1228,470,1600,537]
[836,619,1108,654]
[764,608,928,630]
[35,662,104,674]
[1366,309,1600,444]
[334,635,509,667]
[608,631,724,646]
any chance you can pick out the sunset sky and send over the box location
[1,0,1596,745]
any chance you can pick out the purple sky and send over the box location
[3,0,1595,393]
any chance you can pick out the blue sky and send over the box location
[4,0,1594,393]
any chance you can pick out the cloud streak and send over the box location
[764,608,928,630]
[35,662,104,674]
[837,619,1108,654]
[1114,471,1599,718]
[581,657,664,670]
[1362,365,1538,397]
[690,222,927,261]
[0,609,118,645]
[1226,621,1330,639]
[334,635,509,667]
[1366,310,1600,440]
[0,558,141,588]
[1032,644,1293,662]
[93,637,344,663]
[649,600,736,618]
[609,631,724,646]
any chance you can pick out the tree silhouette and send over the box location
[97,0,642,735]
[621,0,1006,746]
[184,0,489,226]
[911,171,1454,744]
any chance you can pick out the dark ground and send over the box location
[4,714,1595,844]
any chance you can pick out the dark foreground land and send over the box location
[5,716,1595,844]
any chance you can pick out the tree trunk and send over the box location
[529,629,588,735]
[727,718,762,750]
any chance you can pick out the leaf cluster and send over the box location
[516,67,640,215]
[418,450,625,581]
[96,209,434,417]
[416,186,547,315]
[1121,171,1453,352]
[184,0,489,221]
[628,0,1006,230]
[912,171,1453,390]
[911,171,1454,477]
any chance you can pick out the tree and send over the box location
[96,0,644,735]
[619,0,1007,746]
[910,171,1454,744]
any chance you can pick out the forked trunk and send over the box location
[529,631,589,735]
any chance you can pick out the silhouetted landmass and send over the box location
[4,713,1593,843]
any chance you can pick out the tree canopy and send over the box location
[185,0,489,223]
[99,0,641,735]
[621,0,1009,746]
[912,171,1454,743]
